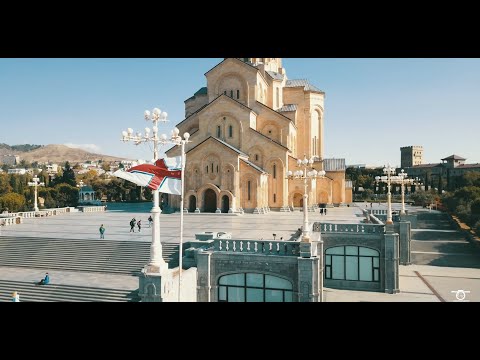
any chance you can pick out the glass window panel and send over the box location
[246,288,264,302]
[326,246,345,255]
[265,289,283,302]
[246,274,264,288]
[359,257,373,281]
[373,257,379,268]
[265,275,292,290]
[332,256,345,279]
[284,291,293,302]
[228,287,245,302]
[346,246,358,255]
[374,269,379,282]
[359,247,379,256]
[325,255,331,265]
[219,286,227,301]
[219,274,245,286]
[345,256,359,281]
[326,267,331,279]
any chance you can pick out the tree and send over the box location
[61,162,76,186]
[54,184,79,207]
[0,173,12,196]
[0,193,26,212]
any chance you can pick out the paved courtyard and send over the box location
[0,205,370,243]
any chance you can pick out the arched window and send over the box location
[216,165,219,173]
[247,181,251,201]
[230,90,234,98]
[273,193,276,203]
[206,166,208,174]
[237,90,240,99]
[229,125,233,138]
[273,164,277,179]
[255,154,259,161]
[217,125,221,138]
[276,88,280,108]
[218,273,293,302]
[325,246,380,282]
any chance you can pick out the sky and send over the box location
[0,58,479,167]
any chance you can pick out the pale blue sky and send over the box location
[0,58,479,166]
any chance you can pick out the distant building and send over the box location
[405,154,480,190]
[400,146,423,168]
[346,164,380,169]
[8,168,26,175]
[46,164,59,174]
[1,155,20,166]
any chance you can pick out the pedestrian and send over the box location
[137,220,142,232]
[38,272,50,285]
[12,291,20,302]
[99,224,105,239]
[370,202,373,208]
[324,208,328,216]
[148,215,153,227]
[130,219,135,233]
[320,208,324,215]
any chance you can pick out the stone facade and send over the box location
[166,58,351,213]
[401,145,424,168]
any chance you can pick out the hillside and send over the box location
[4,144,125,164]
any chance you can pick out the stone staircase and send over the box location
[411,212,480,268]
[0,236,180,275]
[0,279,140,302]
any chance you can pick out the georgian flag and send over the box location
[113,156,182,195]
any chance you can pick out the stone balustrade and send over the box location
[78,206,106,213]
[0,216,22,226]
[369,209,387,216]
[313,222,385,234]
[214,239,300,256]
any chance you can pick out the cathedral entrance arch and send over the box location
[221,195,230,213]
[293,193,303,208]
[204,189,217,213]
[189,195,197,213]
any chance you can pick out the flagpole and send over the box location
[178,140,185,302]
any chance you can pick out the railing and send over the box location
[214,239,300,256]
[0,217,21,226]
[78,206,106,213]
[368,209,387,216]
[313,222,385,234]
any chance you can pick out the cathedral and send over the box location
[166,58,352,213]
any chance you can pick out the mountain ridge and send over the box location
[0,144,126,164]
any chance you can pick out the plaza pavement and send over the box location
[1,202,478,302]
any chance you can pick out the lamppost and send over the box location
[28,176,45,212]
[391,169,415,216]
[121,108,168,273]
[375,164,396,225]
[121,109,190,302]
[286,155,322,242]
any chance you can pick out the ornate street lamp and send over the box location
[286,155,323,242]
[28,176,45,212]
[121,108,190,302]
[375,164,396,225]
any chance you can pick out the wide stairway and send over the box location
[0,236,180,275]
[411,212,480,268]
[0,279,139,302]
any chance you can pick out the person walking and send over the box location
[324,208,328,216]
[137,220,142,232]
[148,216,153,228]
[12,291,20,302]
[130,219,135,233]
[99,224,105,239]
